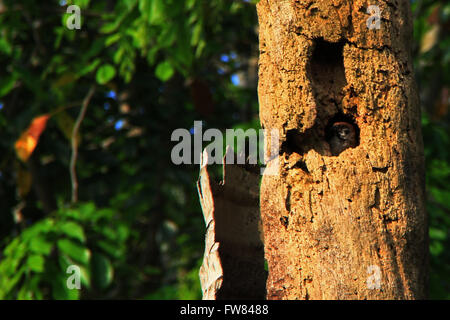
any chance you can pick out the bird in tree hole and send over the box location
[328,121,357,156]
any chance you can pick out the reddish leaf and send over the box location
[15,114,51,162]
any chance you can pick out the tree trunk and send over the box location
[257,0,428,300]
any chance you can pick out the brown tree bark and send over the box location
[198,151,266,299]
[257,0,428,299]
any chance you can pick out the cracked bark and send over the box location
[258,0,428,299]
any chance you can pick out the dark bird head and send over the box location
[331,122,356,144]
[328,121,357,155]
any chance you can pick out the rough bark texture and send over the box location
[257,0,428,299]
[198,151,266,299]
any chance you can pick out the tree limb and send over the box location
[70,85,96,204]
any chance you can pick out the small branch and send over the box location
[49,100,85,117]
[70,85,96,204]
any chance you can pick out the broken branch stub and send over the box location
[197,150,266,300]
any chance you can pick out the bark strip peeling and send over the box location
[257,0,427,299]
[198,150,267,299]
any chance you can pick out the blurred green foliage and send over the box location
[0,0,258,300]
[0,203,128,299]
[412,0,450,299]
[0,0,448,299]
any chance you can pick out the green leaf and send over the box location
[18,284,34,300]
[430,227,447,241]
[0,38,12,55]
[100,22,120,34]
[92,253,113,289]
[96,64,116,84]
[26,254,45,273]
[430,240,444,256]
[124,0,138,11]
[0,265,26,297]
[51,275,80,300]
[105,33,121,47]
[113,47,125,64]
[96,240,120,259]
[79,202,97,220]
[77,58,101,77]
[149,0,165,25]
[5,241,27,265]
[3,238,21,256]
[0,75,16,97]
[157,27,177,48]
[140,0,165,25]
[155,61,174,82]
[186,0,196,10]
[195,39,206,58]
[29,237,53,256]
[79,265,91,289]
[99,10,128,34]
[191,23,202,46]
[22,219,54,242]
[91,207,115,223]
[57,239,91,265]
[430,188,450,210]
[29,276,44,300]
[73,0,90,8]
[59,221,86,243]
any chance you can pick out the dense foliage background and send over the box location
[0,0,448,299]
